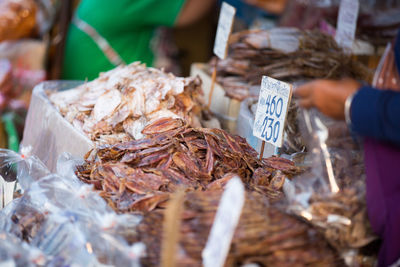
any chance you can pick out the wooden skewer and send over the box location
[207,60,218,109]
[259,141,265,160]
[161,189,185,267]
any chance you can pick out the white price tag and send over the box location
[213,2,236,59]
[253,76,292,147]
[202,177,245,267]
[335,0,359,51]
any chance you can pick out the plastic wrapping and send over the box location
[0,147,49,191]
[230,27,302,53]
[0,40,46,117]
[0,149,145,266]
[280,0,400,47]
[0,230,46,266]
[285,108,377,265]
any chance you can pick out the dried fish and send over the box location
[210,29,372,101]
[132,190,343,266]
[49,62,208,145]
[76,118,303,212]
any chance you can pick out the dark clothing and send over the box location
[364,139,400,267]
[351,29,400,147]
[351,86,400,147]
[351,30,400,266]
[396,31,400,74]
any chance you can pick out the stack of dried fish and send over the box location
[210,29,372,101]
[49,62,207,145]
[76,118,302,213]
[132,190,343,266]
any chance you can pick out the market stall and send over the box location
[0,0,398,266]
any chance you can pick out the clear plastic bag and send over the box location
[0,230,47,266]
[280,0,400,47]
[0,149,145,266]
[285,108,377,265]
[0,147,49,193]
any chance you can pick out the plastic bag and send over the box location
[0,230,47,266]
[285,108,377,265]
[73,212,145,267]
[0,149,145,266]
[3,194,143,266]
[280,0,400,46]
[0,147,49,192]
[229,27,301,53]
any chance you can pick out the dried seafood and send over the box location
[132,190,343,266]
[210,29,372,101]
[311,135,375,249]
[76,118,302,213]
[49,62,207,145]
[290,115,377,253]
[9,204,45,243]
[0,0,37,42]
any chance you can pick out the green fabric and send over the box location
[62,0,186,80]
[2,113,19,152]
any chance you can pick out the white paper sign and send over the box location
[202,177,245,267]
[253,76,292,147]
[335,0,359,50]
[213,2,236,59]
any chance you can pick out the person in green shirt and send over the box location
[62,0,215,80]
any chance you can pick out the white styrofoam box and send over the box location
[21,81,93,172]
[190,63,240,133]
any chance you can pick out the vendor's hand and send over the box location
[294,79,361,120]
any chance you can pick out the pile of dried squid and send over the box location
[49,62,210,145]
[76,118,302,213]
[133,190,344,266]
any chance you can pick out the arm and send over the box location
[294,79,400,147]
[175,0,216,27]
[351,86,400,146]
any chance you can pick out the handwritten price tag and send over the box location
[253,76,292,147]
[202,176,245,267]
[335,0,359,51]
[213,2,236,59]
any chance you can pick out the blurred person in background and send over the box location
[244,0,287,15]
[295,31,400,267]
[62,0,215,80]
